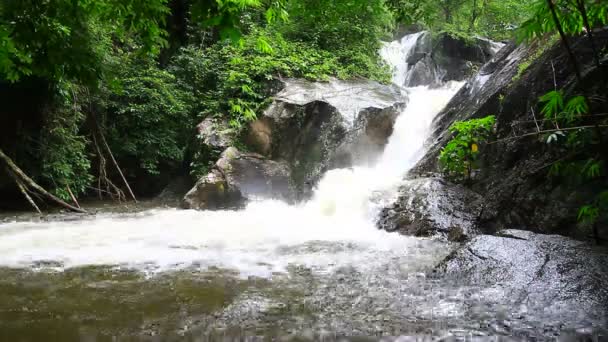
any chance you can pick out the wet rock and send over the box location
[432,33,501,82]
[436,230,608,326]
[157,175,195,203]
[400,31,503,87]
[413,29,608,237]
[196,117,234,151]
[183,169,241,210]
[406,56,440,87]
[183,148,294,210]
[246,78,406,196]
[377,178,483,240]
[406,31,433,65]
[329,103,404,168]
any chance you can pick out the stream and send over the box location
[0,33,605,341]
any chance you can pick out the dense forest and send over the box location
[0,0,606,216]
[0,0,532,208]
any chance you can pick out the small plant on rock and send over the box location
[439,115,496,182]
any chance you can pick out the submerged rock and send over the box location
[436,230,608,331]
[183,148,294,210]
[246,78,406,196]
[377,178,483,241]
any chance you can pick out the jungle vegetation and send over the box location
[0,0,602,212]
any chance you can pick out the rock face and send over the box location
[196,117,234,151]
[246,78,406,197]
[410,30,608,237]
[436,230,608,333]
[183,148,294,210]
[329,105,402,168]
[377,178,483,241]
[401,32,503,87]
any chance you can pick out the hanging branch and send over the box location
[546,0,582,82]
[91,131,126,202]
[97,126,138,203]
[66,185,81,209]
[488,124,608,145]
[575,0,601,68]
[6,167,42,214]
[0,148,87,214]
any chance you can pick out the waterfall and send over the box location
[379,31,425,87]
[0,33,462,276]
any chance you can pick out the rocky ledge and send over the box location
[433,229,608,336]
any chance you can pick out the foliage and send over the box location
[98,56,191,177]
[0,0,170,84]
[275,0,393,75]
[39,83,94,200]
[539,90,608,226]
[386,0,532,40]
[439,116,496,182]
[170,28,390,129]
[519,0,608,42]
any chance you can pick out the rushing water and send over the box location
[0,34,599,340]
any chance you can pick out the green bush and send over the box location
[98,56,192,178]
[39,82,94,200]
[169,29,390,130]
[439,115,496,182]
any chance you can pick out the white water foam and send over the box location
[379,31,425,88]
[0,33,462,277]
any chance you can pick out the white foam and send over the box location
[0,33,462,278]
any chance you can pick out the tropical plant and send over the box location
[439,115,496,182]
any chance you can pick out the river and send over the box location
[0,33,603,341]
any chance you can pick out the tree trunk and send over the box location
[6,168,42,214]
[546,0,582,82]
[0,148,87,214]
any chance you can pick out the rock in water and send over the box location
[183,148,294,210]
[377,178,483,241]
[246,78,406,196]
[435,230,608,334]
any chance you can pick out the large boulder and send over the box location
[412,30,608,237]
[246,78,406,197]
[377,178,483,241]
[183,148,294,210]
[434,230,608,336]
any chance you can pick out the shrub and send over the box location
[439,115,496,182]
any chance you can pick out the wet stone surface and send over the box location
[0,231,607,341]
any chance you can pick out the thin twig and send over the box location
[550,60,558,90]
[487,125,608,145]
[6,167,42,214]
[66,185,81,209]
[531,107,541,132]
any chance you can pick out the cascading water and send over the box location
[0,33,475,338]
[379,31,425,88]
[0,34,462,275]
